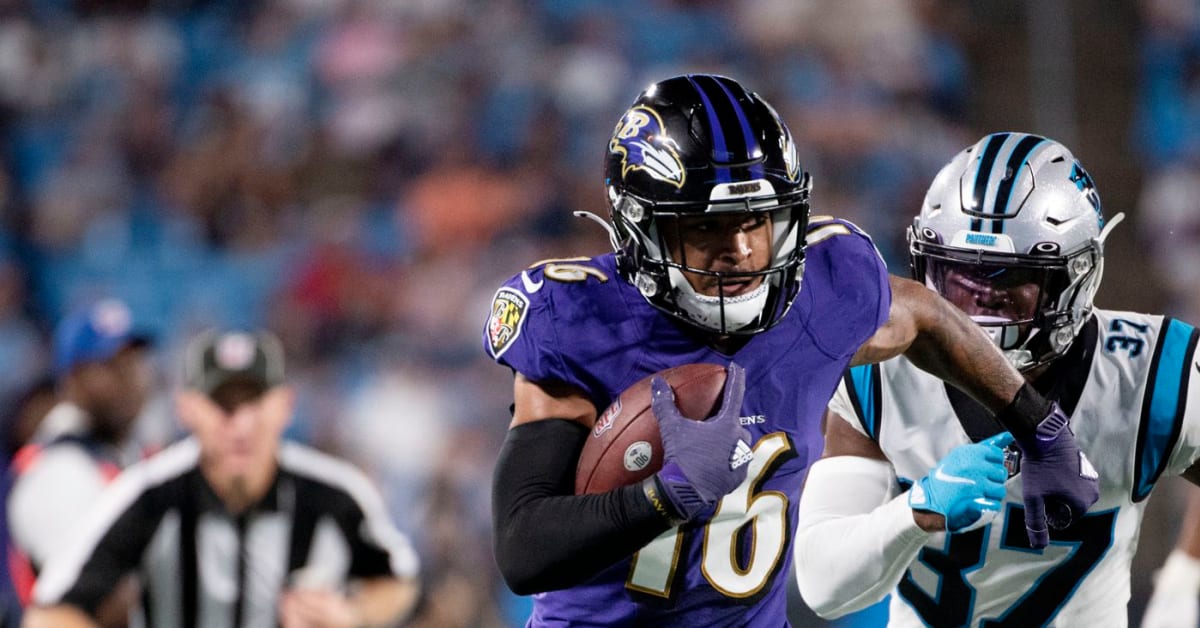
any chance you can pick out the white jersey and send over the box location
[828,310,1200,627]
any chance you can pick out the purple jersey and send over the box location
[484,218,891,627]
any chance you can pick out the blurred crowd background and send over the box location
[0,0,1196,625]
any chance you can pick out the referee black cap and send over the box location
[184,329,285,399]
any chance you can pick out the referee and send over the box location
[24,329,421,628]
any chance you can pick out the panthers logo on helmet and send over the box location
[1069,161,1103,224]
[608,106,685,188]
[487,287,529,359]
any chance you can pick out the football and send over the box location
[575,363,729,495]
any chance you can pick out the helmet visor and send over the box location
[924,257,1069,326]
[660,208,791,282]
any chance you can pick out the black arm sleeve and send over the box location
[491,419,674,595]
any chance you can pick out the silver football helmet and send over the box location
[909,132,1124,371]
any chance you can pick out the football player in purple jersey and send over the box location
[483,74,1098,626]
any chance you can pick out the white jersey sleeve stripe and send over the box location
[843,364,882,440]
[1134,318,1200,502]
[34,439,200,605]
[278,442,420,577]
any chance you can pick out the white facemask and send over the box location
[671,268,770,332]
[971,314,1036,371]
[970,315,1022,348]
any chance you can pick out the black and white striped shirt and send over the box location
[34,438,420,628]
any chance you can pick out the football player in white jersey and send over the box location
[793,132,1200,627]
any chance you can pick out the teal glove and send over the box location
[909,432,1014,533]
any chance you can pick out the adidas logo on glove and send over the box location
[730,440,753,470]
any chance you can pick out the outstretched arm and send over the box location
[851,275,1024,414]
[852,275,1098,548]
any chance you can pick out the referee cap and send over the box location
[184,329,285,397]
[54,298,152,377]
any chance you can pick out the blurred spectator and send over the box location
[0,253,43,410]
[5,298,154,620]
[2,376,56,460]
[1135,0,1200,167]
[1137,165,1200,320]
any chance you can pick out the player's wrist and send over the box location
[997,382,1052,443]
[910,508,946,532]
[642,476,687,526]
[908,477,952,532]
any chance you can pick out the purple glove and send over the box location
[651,363,752,521]
[1013,402,1099,549]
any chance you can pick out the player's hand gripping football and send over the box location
[909,432,1013,533]
[651,362,752,522]
[1012,402,1099,549]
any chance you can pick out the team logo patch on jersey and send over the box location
[609,106,685,188]
[487,287,529,359]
